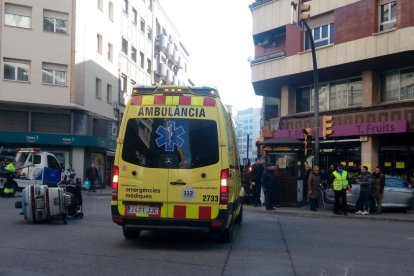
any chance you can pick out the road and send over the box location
[1,193,414,276]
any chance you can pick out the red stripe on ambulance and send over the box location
[174,205,186,219]
[179,96,192,105]
[198,206,212,220]
[131,96,142,105]
[154,95,166,105]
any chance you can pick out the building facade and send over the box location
[0,0,190,186]
[250,0,414,182]
[236,107,262,165]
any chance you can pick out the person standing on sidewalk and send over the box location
[85,163,98,192]
[331,164,350,216]
[272,165,281,207]
[371,166,385,214]
[355,166,373,215]
[308,165,321,211]
[251,157,264,207]
[261,163,276,211]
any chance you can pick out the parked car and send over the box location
[325,176,414,211]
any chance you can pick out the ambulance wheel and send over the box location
[123,226,141,240]
[234,204,243,225]
[220,224,234,243]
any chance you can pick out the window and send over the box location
[108,2,114,21]
[140,52,145,69]
[379,1,396,32]
[107,84,112,103]
[132,8,137,25]
[3,59,30,82]
[330,80,362,109]
[122,118,219,169]
[296,80,359,113]
[96,78,102,99]
[97,0,103,11]
[147,27,152,40]
[122,37,128,55]
[147,59,152,74]
[97,34,103,54]
[381,68,414,102]
[305,23,334,50]
[296,87,311,113]
[123,0,129,14]
[140,18,145,32]
[5,3,31,29]
[108,43,113,62]
[42,63,67,86]
[120,74,127,93]
[131,46,137,62]
[43,10,68,34]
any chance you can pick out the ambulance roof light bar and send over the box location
[132,85,220,98]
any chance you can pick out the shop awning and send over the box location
[257,137,302,145]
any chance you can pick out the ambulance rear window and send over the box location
[122,118,219,169]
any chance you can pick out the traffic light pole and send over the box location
[302,21,319,166]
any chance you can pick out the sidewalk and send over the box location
[87,187,414,223]
[245,203,414,223]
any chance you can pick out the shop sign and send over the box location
[276,120,407,138]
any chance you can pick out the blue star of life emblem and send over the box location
[155,121,185,152]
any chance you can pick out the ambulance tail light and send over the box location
[220,169,229,204]
[112,166,119,201]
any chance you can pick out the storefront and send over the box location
[0,131,116,186]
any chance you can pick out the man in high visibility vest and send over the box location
[331,164,350,216]
[3,159,17,197]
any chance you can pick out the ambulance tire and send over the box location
[234,204,243,225]
[219,223,234,243]
[123,226,141,240]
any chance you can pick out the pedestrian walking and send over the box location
[261,163,275,210]
[85,163,99,192]
[251,157,264,207]
[355,166,373,215]
[371,166,385,214]
[307,165,321,211]
[331,164,350,216]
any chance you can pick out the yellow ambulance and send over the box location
[111,85,243,242]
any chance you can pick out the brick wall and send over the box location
[398,0,414,28]
[285,24,302,57]
[334,0,377,45]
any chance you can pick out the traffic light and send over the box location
[302,128,312,156]
[295,0,311,22]
[322,115,334,137]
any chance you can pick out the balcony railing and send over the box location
[250,50,285,65]
[249,0,273,9]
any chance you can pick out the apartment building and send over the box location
[250,0,414,181]
[0,0,190,185]
[236,107,262,165]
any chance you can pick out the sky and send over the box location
[158,0,262,112]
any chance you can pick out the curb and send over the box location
[244,205,414,223]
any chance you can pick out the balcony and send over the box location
[250,50,285,65]
[251,26,414,84]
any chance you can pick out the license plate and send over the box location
[126,205,159,215]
